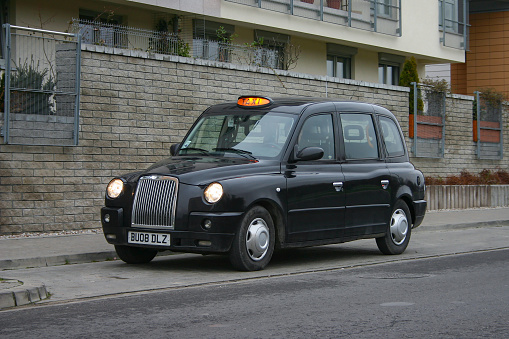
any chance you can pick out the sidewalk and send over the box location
[1,207,508,309]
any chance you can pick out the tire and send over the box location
[229,206,275,271]
[376,200,411,255]
[114,245,158,264]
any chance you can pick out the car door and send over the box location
[285,112,345,243]
[338,112,391,238]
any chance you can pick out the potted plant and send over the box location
[327,0,342,9]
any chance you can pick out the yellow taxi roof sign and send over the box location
[237,96,272,107]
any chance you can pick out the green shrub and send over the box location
[399,57,423,114]
[425,169,509,185]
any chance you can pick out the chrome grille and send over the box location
[131,175,178,229]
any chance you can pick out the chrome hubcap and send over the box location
[246,218,270,261]
[390,209,408,245]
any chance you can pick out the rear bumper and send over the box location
[412,200,427,228]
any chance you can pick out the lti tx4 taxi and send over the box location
[101,96,426,271]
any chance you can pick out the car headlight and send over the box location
[204,182,223,204]
[107,178,124,199]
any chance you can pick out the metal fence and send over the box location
[411,82,445,158]
[2,24,81,146]
[71,19,187,56]
[225,0,402,37]
[72,19,293,70]
[474,91,503,160]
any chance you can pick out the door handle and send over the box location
[333,182,343,192]
[381,180,389,189]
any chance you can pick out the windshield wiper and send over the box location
[179,147,210,156]
[214,147,256,160]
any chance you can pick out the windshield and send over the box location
[178,112,296,159]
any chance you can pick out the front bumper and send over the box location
[101,207,240,254]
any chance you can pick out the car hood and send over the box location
[139,156,281,185]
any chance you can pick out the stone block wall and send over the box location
[0,46,508,234]
[410,95,509,176]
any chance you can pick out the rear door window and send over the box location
[340,114,379,160]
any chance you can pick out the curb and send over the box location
[0,282,49,309]
[414,219,509,232]
[0,251,118,271]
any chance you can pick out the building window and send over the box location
[326,43,356,79]
[378,63,399,85]
[193,20,234,62]
[253,30,289,70]
[327,55,351,79]
[78,10,123,47]
[439,0,467,34]
[378,0,393,17]
[378,53,405,85]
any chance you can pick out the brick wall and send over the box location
[0,47,507,234]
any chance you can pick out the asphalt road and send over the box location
[1,248,508,338]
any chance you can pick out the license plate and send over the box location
[128,231,171,246]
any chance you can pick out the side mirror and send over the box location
[292,146,324,162]
[170,143,180,156]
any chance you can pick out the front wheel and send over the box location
[229,206,275,271]
[114,245,157,264]
[376,200,411,255]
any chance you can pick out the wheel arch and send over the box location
[397,193,416,227]
[248,199,286,248]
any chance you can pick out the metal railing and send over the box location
[411,82,446,158]
[225,0,402,37]
[72,19,292,70]
[474,91,503,160]
[2,24,81,146]
[439,0,469,50]
[72,19,186,55]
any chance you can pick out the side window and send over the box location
[297,114,335,160]
[340,114,379,160]
[379,116,405,157]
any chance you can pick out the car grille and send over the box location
[131,175,178,229]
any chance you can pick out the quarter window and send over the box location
[379,116,405,157]
[340,114,379,160]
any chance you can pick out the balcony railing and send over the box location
[72,19,293,70]
[439,0,469,50]
[225,0,402,36]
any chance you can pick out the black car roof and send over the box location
[205,97,397,119]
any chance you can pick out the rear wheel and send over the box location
[376,200,411,255]
[229,206,275,271]
[114,245,157,264]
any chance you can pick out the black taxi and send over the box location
[101,96,426,271]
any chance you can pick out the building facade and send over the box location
[451,1,509,98]
[1,0,467,85]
